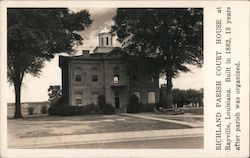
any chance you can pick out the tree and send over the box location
[7,9,92,118]
[172,88,203,107]
[48,85,62,104]
[112,8,203,107]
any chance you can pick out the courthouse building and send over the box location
[59,26,159,112]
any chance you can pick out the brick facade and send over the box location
[59,27,159,112]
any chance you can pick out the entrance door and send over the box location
[115,92,120,108]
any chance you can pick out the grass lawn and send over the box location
[8,114,191,139]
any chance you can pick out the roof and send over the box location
[59,47,127,68]
[93,47,115,53]
[99,25,111,34]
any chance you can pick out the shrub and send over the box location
[48,95,115,116]
[103,103,116,115]
[48,97,69,115]
[85,104,102,114]
[140,103,154,112]
[41,105,48,114]
[49,105,84,116]
[28,106,34,115]
[97,95,106,110]
[127,94,142,113]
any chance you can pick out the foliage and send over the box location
[27,106,34,115]
[112,8,203,107]
[155,99,168,109]
[7,8,92,118]
[48,85,62,104]
[48,95,115,116]
[97,95,115,115]
[102,103,116,115]
[173,88,203,107]
[48,97,66,115]
[97,94,106,110]
[40,105,48,114]
[127,94,143,113]
[139,104,154,112]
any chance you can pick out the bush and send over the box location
[97,95,106,110]
[140,104,154,112]
[41,105,48,114]
[28,106,34,115]
[48,97,70,115]
[48,95,115,116]
[85,104,102,114]
[103,103,116,115]
[127,94,142,113]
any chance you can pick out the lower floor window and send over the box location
[75,99,82,105]
[133,91,141,102]
[92,92,99,105]
[148,91,156,104]
[75,93,82,106]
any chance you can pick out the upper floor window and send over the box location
[114,67,120,83]
[92,68,98,82]
[74,68,82,82]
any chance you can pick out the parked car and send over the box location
[166,108,184,115]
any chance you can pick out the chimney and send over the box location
[82,50,90,57]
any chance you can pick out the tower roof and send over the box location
[99,25,111,34]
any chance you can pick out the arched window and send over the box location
[101,38,104,46]
[113,67,119,83]
[92,68,98,82]
[74,68,82,82]
[106,37,109,46]
[133,91,141,102]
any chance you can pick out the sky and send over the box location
[6,8,203,103]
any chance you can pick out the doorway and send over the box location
[115,92,120,108]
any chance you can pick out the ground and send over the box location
[7,110,203,149]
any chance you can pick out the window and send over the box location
[74,68,82,82]
[148,91,156,104]
[114,76,119,83]
[92,68,98,82]
[101,38,104,46]
[106,37,109,46]
[92,92,99,105]
[92,75,98,82]
[75,93,82,106]
[75,75,81,82]
[133,92,141,102]
[113,67,119,83]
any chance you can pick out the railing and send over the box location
[110,80,126,87]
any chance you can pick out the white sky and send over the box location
[6,8,203,103]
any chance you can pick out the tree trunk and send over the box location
[166,73,173,108]
[14,80,23,118]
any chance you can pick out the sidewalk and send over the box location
[9,128,203,148]
[120,113,203,128]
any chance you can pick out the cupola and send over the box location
[98,25,114,47]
